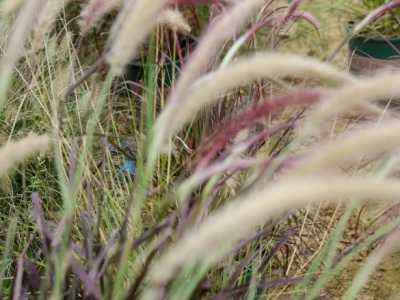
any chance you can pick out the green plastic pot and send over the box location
[346,21,400,107]
[125,59,181,88]
[346,21,400,75]
[124,37,196,88]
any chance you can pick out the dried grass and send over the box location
[145,178,400,299]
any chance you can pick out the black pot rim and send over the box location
[127,59,180,68]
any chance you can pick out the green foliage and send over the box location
[342,0,400,37]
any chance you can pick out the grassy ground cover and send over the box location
[1,0,400,299]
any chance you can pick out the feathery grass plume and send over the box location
[106,0,169,74]
[78,0,125,35]
[159,9,191,34]
[275,0,304,35]
[305,74,400,133]
[146,0,267,180]
[195,89,322,170]
[0,135,50,177]
[0,0,46,106]
[155,53,356,139]
[144,178,400,299]
[166,0,267,106]
[289,120,400,179]
[290,10,320,32]
[31,0,69,55]
[169,0,228,4]
[221,7,319,68]
[0,0,25,15]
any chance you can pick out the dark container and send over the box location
[346,21,400,75]
[124,36,196,87]
[346,21,400,107]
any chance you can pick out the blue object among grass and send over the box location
[108,140,136,178]
[119,160,136,176]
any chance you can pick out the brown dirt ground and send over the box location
[276,1,400,298]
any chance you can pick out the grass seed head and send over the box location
[160,9,191,34]
[106,0,168,74]
[156,53,354,144]
[31,0,69,55]
[146,178,400,298]
[78,0,125,35]
[1,0,25,15]
[0,135,50,177]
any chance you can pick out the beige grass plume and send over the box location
[166,0,266,105]
[106,0,169,74]
[0,135,50,177]
[143,177,400,299]
[145,0,267,175]
[294,73,400,144]
[31,0,70,55]
[312,73,400,120]
[0,0,46,107]
[78,0,125,35]
[79,1,189,35]
[154,53,356,143]
[289,119,400,179]
[1,0,25,15]
[159,9,191,34]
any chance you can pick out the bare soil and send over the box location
[278,1,400,298]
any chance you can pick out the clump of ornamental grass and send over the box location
[3,0,400,299]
